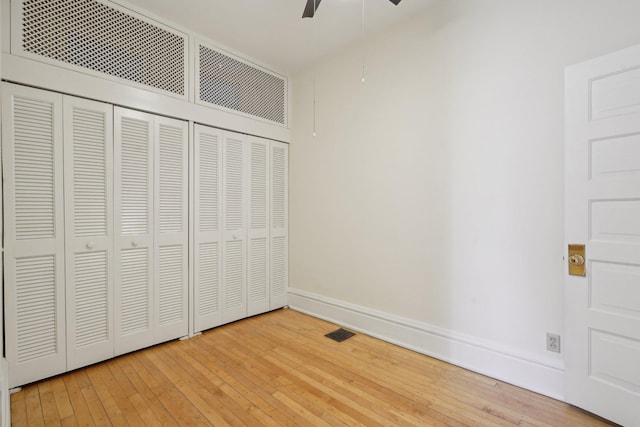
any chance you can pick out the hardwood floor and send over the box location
[10,309,615,426]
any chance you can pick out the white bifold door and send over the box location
[3,84,66,387]
[2,83,281,387]
[154,115,190,343]
[64,96,115,371]
[194,125,223,331]
[270,141,289,310]
[247,136,271,316]
[222,132,248,324]
[114,107,188,356]
[3,84,189,387]
[194,125,288,333]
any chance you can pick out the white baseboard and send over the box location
[288,288,565,401]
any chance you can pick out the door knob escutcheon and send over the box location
[568,244,586,276]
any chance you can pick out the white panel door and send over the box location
[270,141,288,310]
[247,136,270,316]
[154,116,189,342]
[194,124,223,332]
[2,83,66,387]
[565,44,640,426]
[63,96,114,370]
[222,132,247,323]
[114,107,155,355]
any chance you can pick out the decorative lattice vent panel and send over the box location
[198,44,287,125]
[19,0,187,96]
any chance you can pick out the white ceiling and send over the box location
[120,0,435,75]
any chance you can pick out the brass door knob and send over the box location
[568,254,585,266]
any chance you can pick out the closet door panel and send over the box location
[154,117,188,342]
[194,125,223,332]
[2,83,66,387]
[114,107,154,355]
[222,132,247,323]
[270,141,289,310]
[248,137,270,316]
[63,96,114,370]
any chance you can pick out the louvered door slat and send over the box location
[3,83,66,388]
[271,236,287,298]
[120,118,150,235]
[15,255,57,363]
[154,117,188,342]
[250,142,268,229]
[272,144,287,230]
[194,125,223,332]
[120,248,151,335]
[197,242,220,315]
[115,107,154,355]
[222,132,247,323]
[225,137,245,231]
[73,251,108,347]
[248,137,270,316]
[159,125,184,234]
[158,245,184,324]
[271,142,289,309]
[63,96,114,370]
[224,239,245,310]
[249,237,268,301]
[14,97,56,240]
[199,132,220,231]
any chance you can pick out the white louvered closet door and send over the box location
[270,141,289,310]
[63,96,115,370]
[222,132,248,323]
[247,137,270,316]
[154,117,188,342]
[114,107,155,355]
[194,124,223,332]
[2,83,66,388]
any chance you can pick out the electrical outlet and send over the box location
[547,333,561,353]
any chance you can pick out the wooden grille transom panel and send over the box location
[20,0,186,96]
[199,44,286,125]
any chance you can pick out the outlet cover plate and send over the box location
[547,333,561,353]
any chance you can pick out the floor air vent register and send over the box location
[325,328,355,343]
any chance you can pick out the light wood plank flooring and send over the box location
[11,309,616,426]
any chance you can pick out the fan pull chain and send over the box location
[312,0,317,137]
[361,0,366,83]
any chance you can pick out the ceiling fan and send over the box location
[302,0,402,18]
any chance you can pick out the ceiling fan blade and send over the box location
[389,0,402,5]
[302,0,322,18]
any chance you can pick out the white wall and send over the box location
[289,0,640,397]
